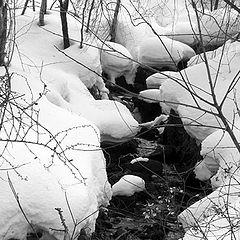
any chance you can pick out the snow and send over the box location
[99,41,135,85]
[112,175,146,197]
[143,40,240,143]
[138,36,195,71]
[179,122,240,239]
[199,7,240,47]
[146,72,175,89]
[13,11,139,143]
[159,4,240,48]
[0,91,112,239]
[44,70,139,143]
[130,157,149,164]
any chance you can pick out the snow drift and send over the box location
[0,68,112,239]
[179,122,240,239]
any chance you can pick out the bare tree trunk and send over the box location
[59,0,70,49]
[0,0,7,65]
[110,0,121,42]
[214,0,219,9]
[21,0,29,15]
[86,0,95,33]
[39,0,47,26]
[80,0,88,48]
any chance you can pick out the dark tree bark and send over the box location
[110,0,121,42]
[214,0,219,10]
[59,0,70,49]
[0,0,7,65]
[39,0,47,26]
[86,0,95,33]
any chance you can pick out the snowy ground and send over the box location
[1,0,240,239]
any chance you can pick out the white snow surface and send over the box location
[13,11,139,143]
[112,175,146,197]
[130,157,149,164]
[0,72,112,239]
[138,36,195,71]
[146,72,175,89]
[99,41,135,85]
[154,40,240,142]
[179,122,240,239]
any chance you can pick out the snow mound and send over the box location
[99,41,136,85]
[138,36,195,71]
[164,21,198,46]
[146,72,175,89]
[163,6,240,48]
[157,40,240,142]
[112,175,146,197]
[44,69,139,143]
[13,11,108,99]
[115,10,165,61]
[199,7,240,47]
[179,123,240,239]
[130,157,149,164]
[0,83,111,239]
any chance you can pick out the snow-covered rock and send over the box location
[99,41,136,85]
[112,175,146,197]
[130,157,149,164]
[146,72,176,89]
[44,69,139,143]
[0,90,112,239]
[179,123,240,239]
[195,123,240,188]
[138,36,195,71]
[155,40,240,142]
[139,89,161,103]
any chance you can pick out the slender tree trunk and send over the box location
[0,0,7,65]
[39,0,47,26]
[214,0,219,10]
[110,0,121,42]
[86,0,95,33]
[59,0,70,49]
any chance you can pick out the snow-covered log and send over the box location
[112,175,146,197]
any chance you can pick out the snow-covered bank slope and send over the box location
[179,123,240,239]
[0,67,112,239]
[13,10,139,143]
[141,40,240,143]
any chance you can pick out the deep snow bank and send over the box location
[178,123,240,239]
[13,10,139,143]
[0,68,112,239]
[141,40,240,143]
[44,69,139,143]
